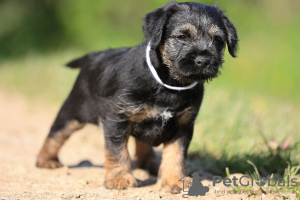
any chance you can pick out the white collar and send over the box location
[146,41,198,91]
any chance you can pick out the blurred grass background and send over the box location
[0,0,300,178]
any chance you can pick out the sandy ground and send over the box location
[0,91,298,200]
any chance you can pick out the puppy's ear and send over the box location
[143,2,179,47]
[214,6,238,57]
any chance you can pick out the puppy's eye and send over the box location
[177,35,188,41]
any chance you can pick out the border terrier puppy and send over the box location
[36,1,238,194]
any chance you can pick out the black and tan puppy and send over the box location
[36,1,238,193]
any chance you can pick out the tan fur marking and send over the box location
[36,120,84,168]
[160,42,173,67]
[125,104,169,123]
[104,140,137,189]
[159,139,185,194]
[177,107,196,126]
[209,25,222,37]
[172,23,198,38]
[180,23,197,38]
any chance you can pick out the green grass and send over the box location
[222,162,300,198]
[190,84,300,156]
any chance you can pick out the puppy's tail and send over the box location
[65,52,102,69]
[65,55,88,69]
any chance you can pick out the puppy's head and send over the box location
[143,2,238,83]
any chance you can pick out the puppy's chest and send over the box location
[122,104,195,133]
[125,104,174,124]
[117,101,196,145]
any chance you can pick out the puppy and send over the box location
[36,1,238,194]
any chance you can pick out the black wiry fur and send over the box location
[37,1,238,193]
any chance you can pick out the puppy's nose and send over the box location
[194,56,211,68]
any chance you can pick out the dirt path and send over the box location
[0,91,297,200]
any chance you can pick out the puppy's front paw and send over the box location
[104,173,137,190]
[36,157,63,169]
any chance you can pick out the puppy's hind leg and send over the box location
[36,97,86,169]
[135,139,159,176]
